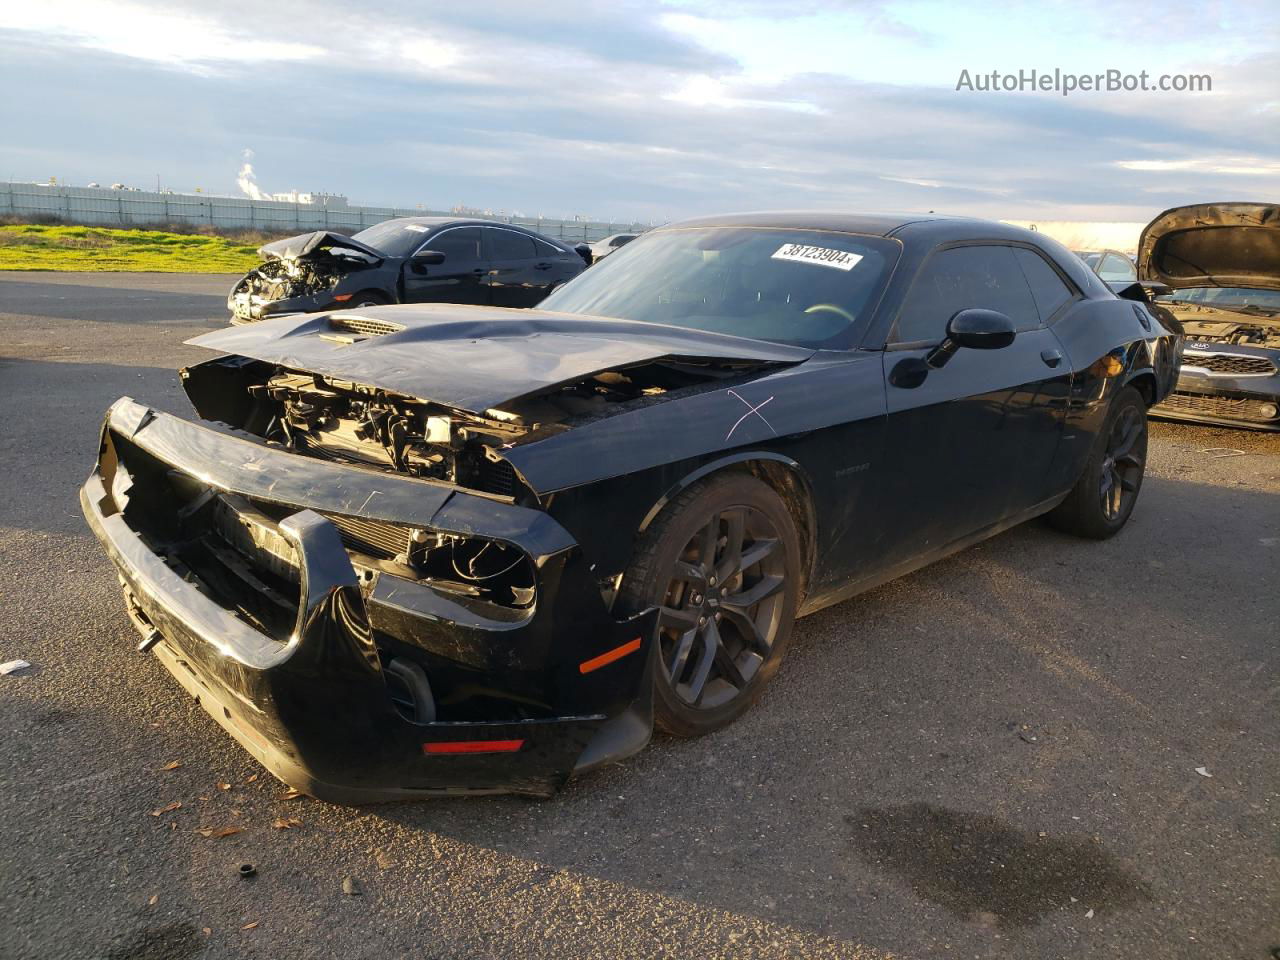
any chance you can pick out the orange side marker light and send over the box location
[579,637,642,674]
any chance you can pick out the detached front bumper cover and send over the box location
[82,398,656,802]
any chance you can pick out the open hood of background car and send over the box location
[257,230,386,263]
[1137,202,1280,291]
[188,304,813,414]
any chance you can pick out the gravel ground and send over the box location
[1,272,1277,960]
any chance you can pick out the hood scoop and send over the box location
[327,315,405,340]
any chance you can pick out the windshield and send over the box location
[1157,286,1280,314]
[351,220,434,258]
[542,227,898,348]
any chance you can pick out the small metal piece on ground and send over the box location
[238,863,257,879]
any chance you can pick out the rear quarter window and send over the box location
[1013,247,1076,322]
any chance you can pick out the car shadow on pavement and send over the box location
[371,473,1278,957]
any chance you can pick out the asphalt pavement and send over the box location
[0,272,1276,960]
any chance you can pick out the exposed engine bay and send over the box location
[232,245,379,303]
[1168,306,1280,348]
[178,352,765,606]
[187,355,761,497]
[233,257,346,302]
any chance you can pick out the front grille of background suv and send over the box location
[1182,353,1277,376]
[1155,392,1279,423]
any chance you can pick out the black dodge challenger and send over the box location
[82,212,1181,801]
[227,217,589,323]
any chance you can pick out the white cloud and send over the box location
[1116,156,1280,175]
[665,74,822,112]
[0,0,323,70]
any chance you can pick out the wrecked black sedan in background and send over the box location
[1141,202,1280,430]
[83,212,1179,802]
[228,217,589,323]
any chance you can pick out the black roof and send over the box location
[656,210,1109,296]
[373,216,579,249]
[663,210,1039,243]
[380,216,528,230]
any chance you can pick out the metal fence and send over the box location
[0,182,647,244]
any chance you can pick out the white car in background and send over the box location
[590,233,639,261]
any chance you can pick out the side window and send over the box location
[1098,253,1136,282]
[428,227,481,262]
[894,245,1039,343]
[485,228,537,261]
[534,238,563,257]
[1013,247,1076,322]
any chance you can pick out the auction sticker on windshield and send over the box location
[771,243,863,271]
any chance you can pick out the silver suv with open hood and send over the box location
[1140,202,1280,430]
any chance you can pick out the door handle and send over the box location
[534,262,552,270]
[472,268,486,275]
[1040,348,1063,368]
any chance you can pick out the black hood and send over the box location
[1137,202,1280,291]
[257,231,386,263]
[188,304,812,413]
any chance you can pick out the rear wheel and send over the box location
[1048,386,1148,539]
[617,474,801,737]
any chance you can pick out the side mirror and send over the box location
[413,250,446,265]
[926,308,1016,368]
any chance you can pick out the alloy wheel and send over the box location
[1100,405,1145,520]
[656,506,787,710]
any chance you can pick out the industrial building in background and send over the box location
[0,181,648,245]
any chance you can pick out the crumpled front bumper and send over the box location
[81,398,656,802]
[228,288,331,325]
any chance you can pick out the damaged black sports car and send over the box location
[1141,202,1280,431]
[83,212,1180,801]
[228,217,589,323]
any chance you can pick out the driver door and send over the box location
[402,226,490,305]
[874,244,1073,562]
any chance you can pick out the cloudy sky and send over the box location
[2,0,1276,224]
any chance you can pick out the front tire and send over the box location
[349,291,389,308]
[1047,385,1148,539]
[617,474,802,737]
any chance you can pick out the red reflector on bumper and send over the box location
[423,739,524,755]
[578,637,642,674]
[333,293,354,301]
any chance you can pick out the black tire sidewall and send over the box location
[1053,385,1148,538]
[621,473,802,737]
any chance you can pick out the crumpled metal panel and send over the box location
[187,304,812,413]
[257,230,386,262]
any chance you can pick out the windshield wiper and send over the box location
[1174,301,1280,325]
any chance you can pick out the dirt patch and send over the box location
[847,803,1151,927]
